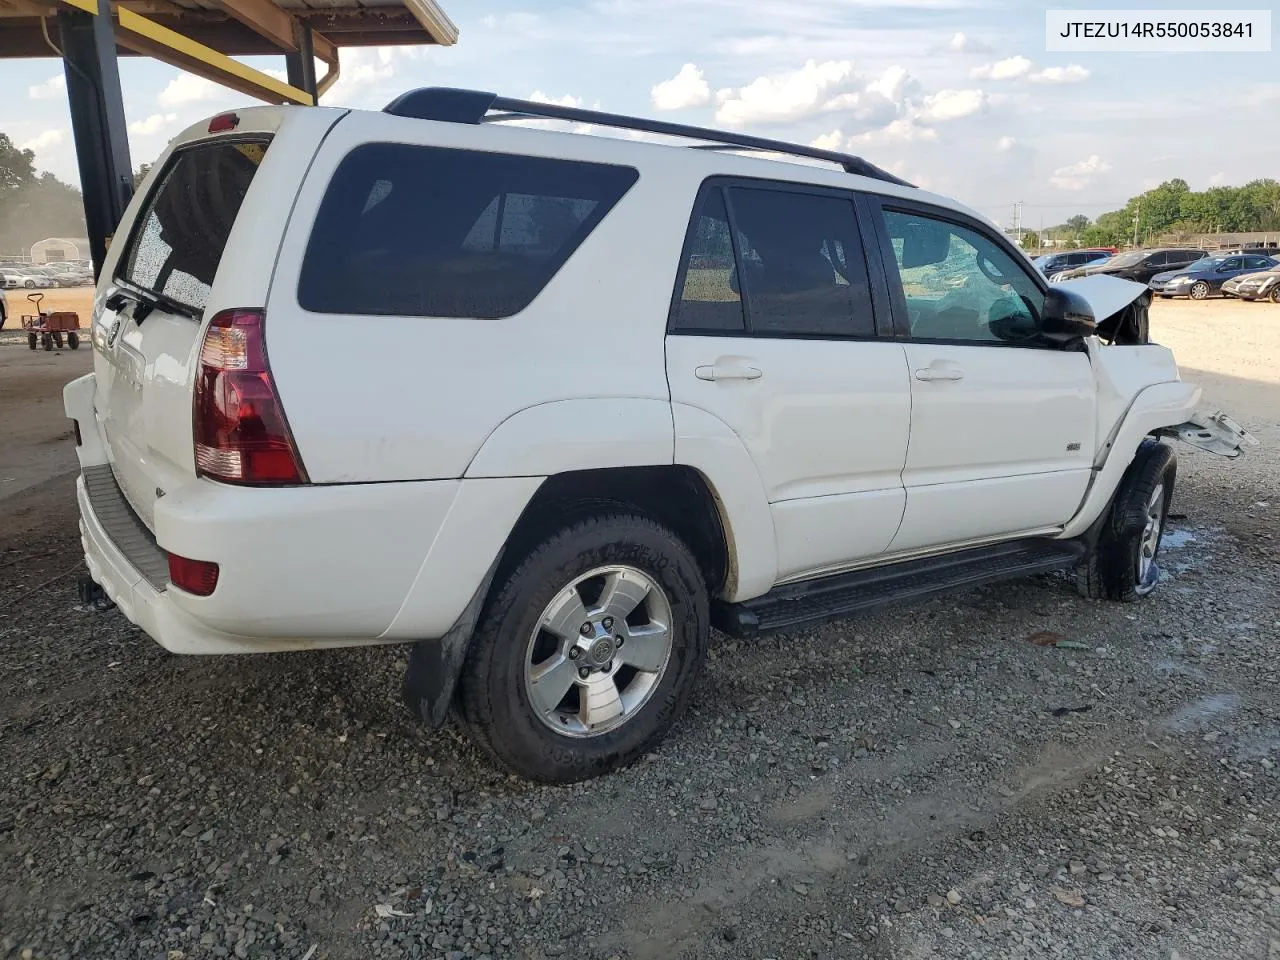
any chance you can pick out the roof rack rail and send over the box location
[381,87,914,188]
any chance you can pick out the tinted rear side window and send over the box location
[120,140,270,314]
[670,188,745,333]
[729,186,874,337]
[298,144,639,318]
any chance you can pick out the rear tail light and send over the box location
[193,309,307,485]
[167,553,220,596]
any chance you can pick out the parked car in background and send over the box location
[1222,264,1280,302]
[1055,248,1208,285]
[40,262,93,285]
[1033,249,1111,277]
[1150,253,1279,299]
[27,265,71,287]
[0,269,41,289]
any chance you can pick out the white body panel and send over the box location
[666,337,911,580]
[62,100,1235,658]
[890,343,1096,551]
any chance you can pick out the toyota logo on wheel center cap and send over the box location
[588,637,615,666]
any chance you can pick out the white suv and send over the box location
[65,89,1253,782]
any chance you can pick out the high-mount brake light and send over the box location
[207,113,240,133]
[193,309,307,485]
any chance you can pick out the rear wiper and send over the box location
[109,281,200,324]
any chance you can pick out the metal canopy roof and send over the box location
[0,0,457,53]
[0,0,456,102]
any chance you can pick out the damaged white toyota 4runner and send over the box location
[64,89,1255,783]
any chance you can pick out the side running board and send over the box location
[713,538,1086,638]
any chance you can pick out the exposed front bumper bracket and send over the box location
[1158,410,1259,458]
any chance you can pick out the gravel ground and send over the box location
[2,299,1278,960]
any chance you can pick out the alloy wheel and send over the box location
[524,565,674,738]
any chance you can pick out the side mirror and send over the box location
[1041,286,1096,343]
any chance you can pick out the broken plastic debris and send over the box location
[1027,631,1066,647]
[1051,886,1085,907]
[1054,640,1092,651]
[374,903,412,918]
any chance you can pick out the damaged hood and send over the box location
[1050,274,1151,343]
[1051,273,1149,318]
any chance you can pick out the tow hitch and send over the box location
[77,575,116,611]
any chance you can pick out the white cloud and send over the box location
[651,63,711,111]
[29,74,65,101]
[866,65,917,105]
[997,135,1018,151]
[947,32,992,54]
[915,88,987,123]
[128,113,179,136]
[158,73,221,108]
[971,56,1032,81]
[323,47,423,107]
[1029,64,1090,84]
[714,58,857,125]
[1209,171,1228,186]
[813,117,938,151]
[21,128,66,152]
[809,129,845,151]
[529,90,583,108]
[1050,154,1111,190]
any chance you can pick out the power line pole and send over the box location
[1132,200,1141,248]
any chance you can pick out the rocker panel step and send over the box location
[712,538,1085,638]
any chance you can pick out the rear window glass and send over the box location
[119,140,269,314]
[297,144,639,318]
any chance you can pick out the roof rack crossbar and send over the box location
[381,86,913,188]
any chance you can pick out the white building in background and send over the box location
[30,237,90,263]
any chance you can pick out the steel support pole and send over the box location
[285,22,317,101]
[58,0,134,279]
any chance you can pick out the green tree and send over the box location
[0,129,86,254]
[1064,214,1090,232]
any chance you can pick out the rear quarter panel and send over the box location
[264,112,705,483]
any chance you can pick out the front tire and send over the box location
[1270,286,1280,304]
[456,511,709,783]
[1189,281,1211,300]
[1076,438,1176,602]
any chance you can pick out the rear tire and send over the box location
[28,332,37,350]
[455,510,709,783]
[1075,438,1176,602]
[67,332,79,349]
[41,333,52,351]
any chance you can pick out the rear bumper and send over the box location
[66,373,541,655]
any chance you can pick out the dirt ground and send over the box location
[1,295,1278,960]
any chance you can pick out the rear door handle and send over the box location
[914,366,964,382]
[695,364,763,382]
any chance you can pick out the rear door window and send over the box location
[119,140,270,315]
[298,144,638,318]
[669,183,876,338]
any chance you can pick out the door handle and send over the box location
[695,364,763,382]
[914,366,964,382]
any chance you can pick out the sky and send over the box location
[1,0,1278,230]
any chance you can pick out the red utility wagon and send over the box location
[20,292,81,351]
